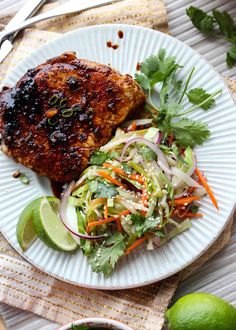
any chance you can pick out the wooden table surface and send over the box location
[0,0,236,329]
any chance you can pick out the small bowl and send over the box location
[58,317,134,330]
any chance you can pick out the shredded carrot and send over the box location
[174,196,201,205]
[128,121,137,131]
[87,210,130,227]
[194,168,219,210]
[103,163,144,184]
[125,236,148,255]
[141,179,148,216]
[187,186,196,194]
[97,170,126,188]
[86,225,91,234]
[91,198,107,206]
[104,205,108,219]
[185,212,204,218]
[45,108,58,118]
[116,218,122,232]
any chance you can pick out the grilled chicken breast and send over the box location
[0,52,145,182]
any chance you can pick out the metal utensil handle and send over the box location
[0,0,120,43]
[4,0,47,29]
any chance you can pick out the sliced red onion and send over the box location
[171,167,201,188]
[60,181,106,240]
[122,147,137,162]
[155,132,162,144]
[120,137,170,173]
[157,160,172,176]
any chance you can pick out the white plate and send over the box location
[1,24,236,289]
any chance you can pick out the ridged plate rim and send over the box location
[1,24,236,289]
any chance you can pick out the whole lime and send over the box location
[165,292,236,330]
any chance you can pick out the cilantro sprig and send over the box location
[89,232,125,277]
[135,49,221,148]
[186,6,236,68]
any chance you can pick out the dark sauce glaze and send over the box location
[106,41,119,50]
[0,52,145,182]
[118,30,124,39]
[136,62,141,71]
[50,180,64,198]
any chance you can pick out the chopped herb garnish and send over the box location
[49,94,59,106]
[135,49,221,147]
[130,214,161,237]
[19,173,30,185]
[59,98,68,109]
[72,104,82,112]
[48,117,58,126]
[90,150,109,165]
[190,204,199,214]
[89,232,125,277]
[88,179,118,198]
[71,325,89,330]
[61,108,74,117]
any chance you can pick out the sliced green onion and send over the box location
[48,117,58,125]
[49,95,58,106]
[60,98,68,109]
[20,173,30,185]
[62,108,74,117]
[72,104,82,112]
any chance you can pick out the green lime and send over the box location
[165,292,236,330]
[17,196,61,251]
[33,197,77,251]
[17,199,39,251]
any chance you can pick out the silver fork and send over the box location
[0,0,122,45]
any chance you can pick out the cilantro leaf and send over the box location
[88,180,118,198]
[226,44,236,68]
[90,150,109,165]
[135,49,220,148]
[135,49,181,93]
[187,88,215,110]
[139,146,157,161]
[190,204,199,214]
[212,9,235,38]
[171,118,210,147]
[89,233,125,277]
[187,6,236,68]
[155,231,166,238]
[134,73,150,91]
[140,54,160,78]
[186,6,214,33]
[130,214,161,237]
[122,163,133,174]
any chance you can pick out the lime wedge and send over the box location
[17,199,39,251]
[33,197,77,252]
[17,196,61,252]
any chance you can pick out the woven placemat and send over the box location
[0,1,234,329]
